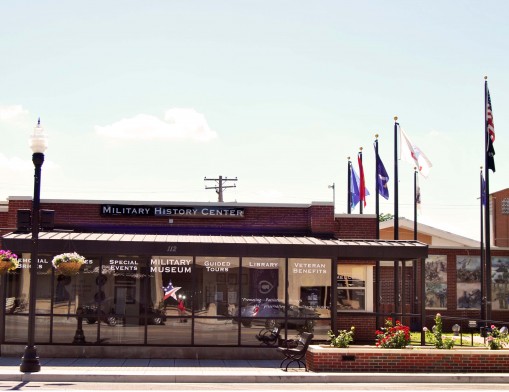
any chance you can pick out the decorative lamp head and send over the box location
[29,118,48,153]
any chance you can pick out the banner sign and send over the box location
[100,204,244,218]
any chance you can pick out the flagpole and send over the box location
[413,167,418,322]
[484,77,492,323]
[413,168,418,239]
[480,166,485,323]
[393,117,400,317]
[374,135,381,327]
[375,136,380,235]
[394,116,399,240]
[347,157,352,214]
[359,147,364,214]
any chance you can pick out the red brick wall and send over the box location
[307,348,509,373]
[336,313,377,342]
[492,188,509,247]
[5,199,337,237]
[335,215,377,239]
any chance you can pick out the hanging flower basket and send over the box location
[51,252,86,276]
[0,250,19,275]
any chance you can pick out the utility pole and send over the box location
[204,176,237,202]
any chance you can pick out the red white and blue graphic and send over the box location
[162,280,181,301]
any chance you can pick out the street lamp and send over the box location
[328,183,335,214]
[20,119,47,373]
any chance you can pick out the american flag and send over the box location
[487,88,495,143]
[162,281,181,301]
[486,85,496,172]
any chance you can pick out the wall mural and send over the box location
[425,255,447,309]
[456,256,481,309]
[492,257,509,311]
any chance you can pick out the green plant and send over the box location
[376,317,411,348]
[328,326,355,348]
[486,325,509,350]
[424,313,455,349]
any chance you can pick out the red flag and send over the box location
[358,152,366,207]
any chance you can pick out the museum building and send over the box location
[0,196,431,358]
[2,193,509,358]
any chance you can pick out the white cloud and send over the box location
[95,108,217,142]
[0,105,29,121]
[0,154,32,172]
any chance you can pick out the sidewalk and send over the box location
[1,356,509,384]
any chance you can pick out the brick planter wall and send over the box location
[306,346,509,373]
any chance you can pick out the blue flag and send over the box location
[375,148,390,200]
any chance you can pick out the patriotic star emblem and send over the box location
[162,281,181,301]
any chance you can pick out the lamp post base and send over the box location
[20,345,41,373]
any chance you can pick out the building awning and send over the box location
[2,231,428,260]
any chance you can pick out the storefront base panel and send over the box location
[0,344,280,360]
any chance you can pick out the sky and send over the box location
[1,1,508,242]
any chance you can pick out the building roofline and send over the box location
[380,217,480,247]
[6,196,332,209]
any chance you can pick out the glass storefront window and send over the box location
[4,252,53,343]
[288,258,331,340]
[194,257,239,345]
[148,255,193,345]
[240,257,284,345]
[2,252,338,347]
[337,264,373,312]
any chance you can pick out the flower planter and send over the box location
[306,345,509,373]
[55,261,83,276]
[0,260,14,275]
[52,252,86,276]
[0,250,19,275]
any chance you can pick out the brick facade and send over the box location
[492,188,509,247]
[306,347,509,373]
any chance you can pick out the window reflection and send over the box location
[2,253,334,346]
[337,265,373,311]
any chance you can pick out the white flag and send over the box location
[399,125,432,178]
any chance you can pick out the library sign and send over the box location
[100,204,245,219]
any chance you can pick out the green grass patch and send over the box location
[409,332,485,347]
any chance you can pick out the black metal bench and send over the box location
[255,326,281,346]
[277,332,313,371]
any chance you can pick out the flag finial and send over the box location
[359,147,363,151]
[484,76,488,80]
[375,134,379,139]
[394,116,398,121]
[347,156,350,160]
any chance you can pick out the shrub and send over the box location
[328,326,355,348]
[486,325,509,350]
[424,313,455,349]
[375,317,410,348]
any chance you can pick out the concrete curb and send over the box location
[0,370,508,384]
